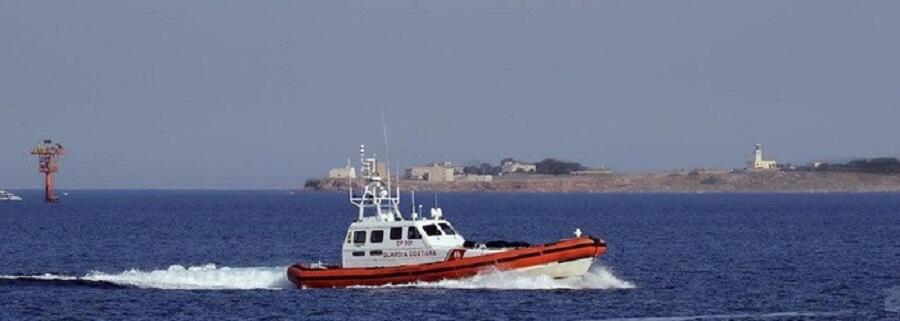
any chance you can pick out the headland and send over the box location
[305,170,900,193]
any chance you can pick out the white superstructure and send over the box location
[341,145,499,268]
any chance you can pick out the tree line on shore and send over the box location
[463,158,587,176]
[806,157,900,174]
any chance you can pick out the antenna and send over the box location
[411,190,416,218]
[431,153,437,209]
[382,110,391,192]
[359,144,365,170]
[347,167,353,196]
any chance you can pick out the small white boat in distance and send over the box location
[0,190,23,201]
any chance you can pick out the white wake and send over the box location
[1,264,291,290]
[84,264,292,290]
[2,264,633,291]
[354,266,635,290]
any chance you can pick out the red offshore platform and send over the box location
[30,139,66,203]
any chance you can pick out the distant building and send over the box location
[501,160,536,174]
[328,167,356,179]
[748,144,778,170]
[328,161,357,179]
[405,162,456,182]
[405,166,430,180]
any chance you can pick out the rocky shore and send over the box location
[305,171,900,193]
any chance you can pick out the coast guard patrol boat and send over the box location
[287,145,607,288]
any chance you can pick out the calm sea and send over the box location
[1,191,898,320]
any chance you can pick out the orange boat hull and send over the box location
[287,236,607,288]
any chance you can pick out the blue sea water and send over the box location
[1,191,899,320]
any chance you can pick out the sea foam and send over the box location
[83,264,291,290]
[353,265,635,290]
[2,264,633,291]
[2,264,290,290]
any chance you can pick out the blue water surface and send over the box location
[1,191,898,320]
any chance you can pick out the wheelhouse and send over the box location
[339,145,466,268]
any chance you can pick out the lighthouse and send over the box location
[754,144,764,163]
[748,144,778,170]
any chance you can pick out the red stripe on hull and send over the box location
[287,236,607,288]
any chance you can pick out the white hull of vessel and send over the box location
[516,257,594,279]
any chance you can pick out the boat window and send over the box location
[369,250,383,256]
[438,223,457,235]
[370,230,384,243]
[352,251,365,257]
[422,224,442,236]
[408,227,422,239]
[353,231,367,244]
[346,232,352,243]
[390,227,403,240]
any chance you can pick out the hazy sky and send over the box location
[2,1,899,189]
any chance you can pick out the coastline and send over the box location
[304,171,900,193]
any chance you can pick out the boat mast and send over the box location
[349,144,402,222]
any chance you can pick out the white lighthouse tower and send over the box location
[748,144,778,170]
[754,144,764,163]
